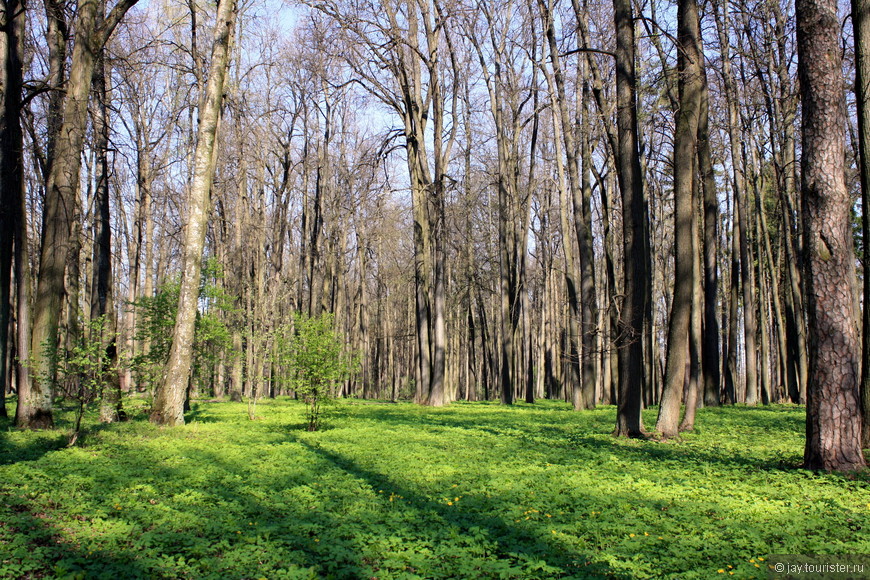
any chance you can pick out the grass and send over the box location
[1,398,869,579]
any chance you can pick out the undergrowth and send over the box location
[1,399,868,579]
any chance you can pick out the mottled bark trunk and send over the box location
[151,0,235,426]
[797,0,866,471]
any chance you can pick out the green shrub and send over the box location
[277,312,357,430]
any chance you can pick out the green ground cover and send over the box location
[1,399,868,579]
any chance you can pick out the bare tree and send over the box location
[612,0,646,437]
[656,0,703,437]
[17,0,140,428]
[150,0,237,425]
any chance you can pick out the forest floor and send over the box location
[1,398,868,579]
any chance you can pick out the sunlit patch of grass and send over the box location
[0,398,867,578]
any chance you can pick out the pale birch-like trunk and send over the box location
[150,0,236,425]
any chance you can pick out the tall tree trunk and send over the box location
[737,145,758,405]
[89,37,121,423]
[680,179,703,431]
[853,0,870,447]
[753,174,772,405]
[797,0,866,471]
[43,0,67,176]
[0,20,8,418]
[698,65,720,407]
[656,0,703,437]
[577,75,598,409]
[725,208,740,404]
[772,2,809,405]
[613,0,646,437]
[19,0,139,428]
[713,0,750,406]
[150,0,236,425]
[538,0,597,410]
[756,143,792,404]
[0,0,26,417]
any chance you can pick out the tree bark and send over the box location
[613,0,646,437]
[538,0,593,410]
[90,36,122,423]
[656,0,703,437]
[698,64,720,407]
[19,0,139,428]
[0,0,26,417]
[797,0,866,471]
[150,0,236,426]
[854,0,870,447]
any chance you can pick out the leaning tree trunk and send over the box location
[150,0,236,426]
[797,0,866,471]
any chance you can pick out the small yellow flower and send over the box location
[630,533,635,538]
[718,570,725,574]
[749,559,755,563]
[758,558,765,562]
[448,501,453,506]
[644,532,649,536]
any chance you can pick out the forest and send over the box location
[2,0,870,574]
[1,0,869,460]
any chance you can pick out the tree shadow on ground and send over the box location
[0,489,153,579]
[347,403,807,473]
[288,434,619,579]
